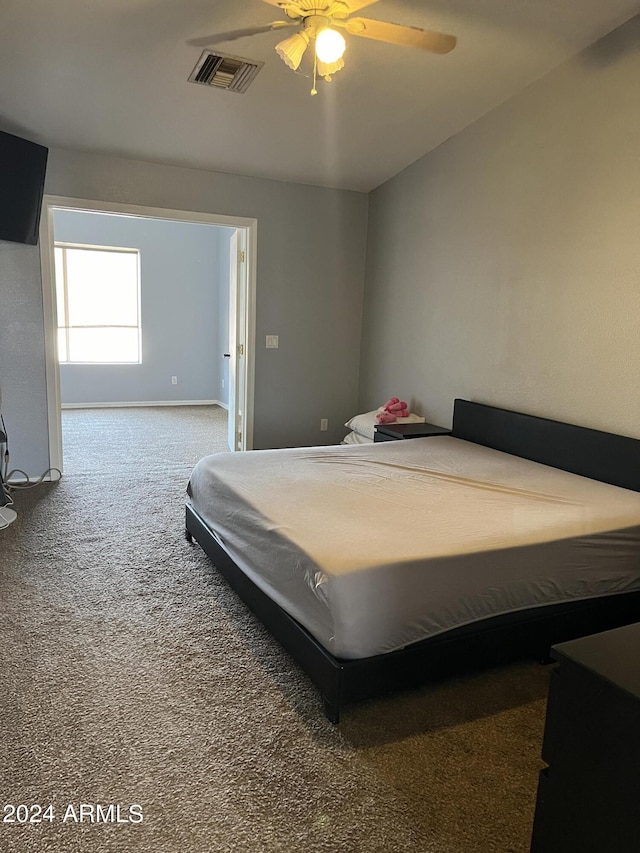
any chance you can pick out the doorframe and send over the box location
[39,195,257,472]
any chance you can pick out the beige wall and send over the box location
[359,16,640,438]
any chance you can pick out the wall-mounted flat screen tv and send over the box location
[0,130,49,245]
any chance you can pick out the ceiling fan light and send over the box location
[275,31,310,71]
[317,56,345,78]
[315,27,346,64]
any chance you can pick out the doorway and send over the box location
[39,196,257,473]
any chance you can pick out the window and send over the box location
[55,243,141,364]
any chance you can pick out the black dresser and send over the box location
[530,622,640,853]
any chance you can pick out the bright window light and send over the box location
[54,244,141,364]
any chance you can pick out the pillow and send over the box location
[342,430,373,445]
[344,410,379,441]
[345,409,426,441]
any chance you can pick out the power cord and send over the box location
[6,468,63,488]
[0,413,12,511]
[0,418,16,529]
[0,413,62,530]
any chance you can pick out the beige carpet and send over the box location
[0,406,548,852]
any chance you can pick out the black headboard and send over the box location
[451,399,640,493]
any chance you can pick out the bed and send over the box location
[185,399,640,722]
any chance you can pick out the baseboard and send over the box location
[61,400,227,410]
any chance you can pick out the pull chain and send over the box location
[311,50,318,96]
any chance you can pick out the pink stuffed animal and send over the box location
[375,397,410,424]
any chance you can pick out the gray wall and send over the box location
[0,240,50,476]
[359,16,640,439]
[0,152,368,474]
[53,209,231,406]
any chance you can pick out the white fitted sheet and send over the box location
[187,436,640,659]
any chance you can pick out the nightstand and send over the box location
[374,422,452,442]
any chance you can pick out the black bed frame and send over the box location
[185,399,640,722]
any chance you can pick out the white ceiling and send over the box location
[1,0,638,192]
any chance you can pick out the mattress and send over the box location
[187,436,640,659]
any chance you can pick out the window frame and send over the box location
[54,242,142,365]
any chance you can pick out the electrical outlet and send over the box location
[171,376,178,385]
[320,418,328,431]
[266,335,279,349]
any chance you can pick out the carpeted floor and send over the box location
[0,406,548,852]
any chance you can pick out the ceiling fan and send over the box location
[189,0,457,94]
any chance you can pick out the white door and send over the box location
[227,229,247,451]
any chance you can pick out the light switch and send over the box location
[266,335,279,349]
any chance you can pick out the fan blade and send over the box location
[345,17,457,54]
[342,0,379,12]
[260,0,305,17]
[261,0,376,17]
[325,0,378,19]
[188,21,294,47]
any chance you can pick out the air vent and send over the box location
[188,50,263,94]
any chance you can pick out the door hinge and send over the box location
[238,343,244,356]
[239,250,245,263]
